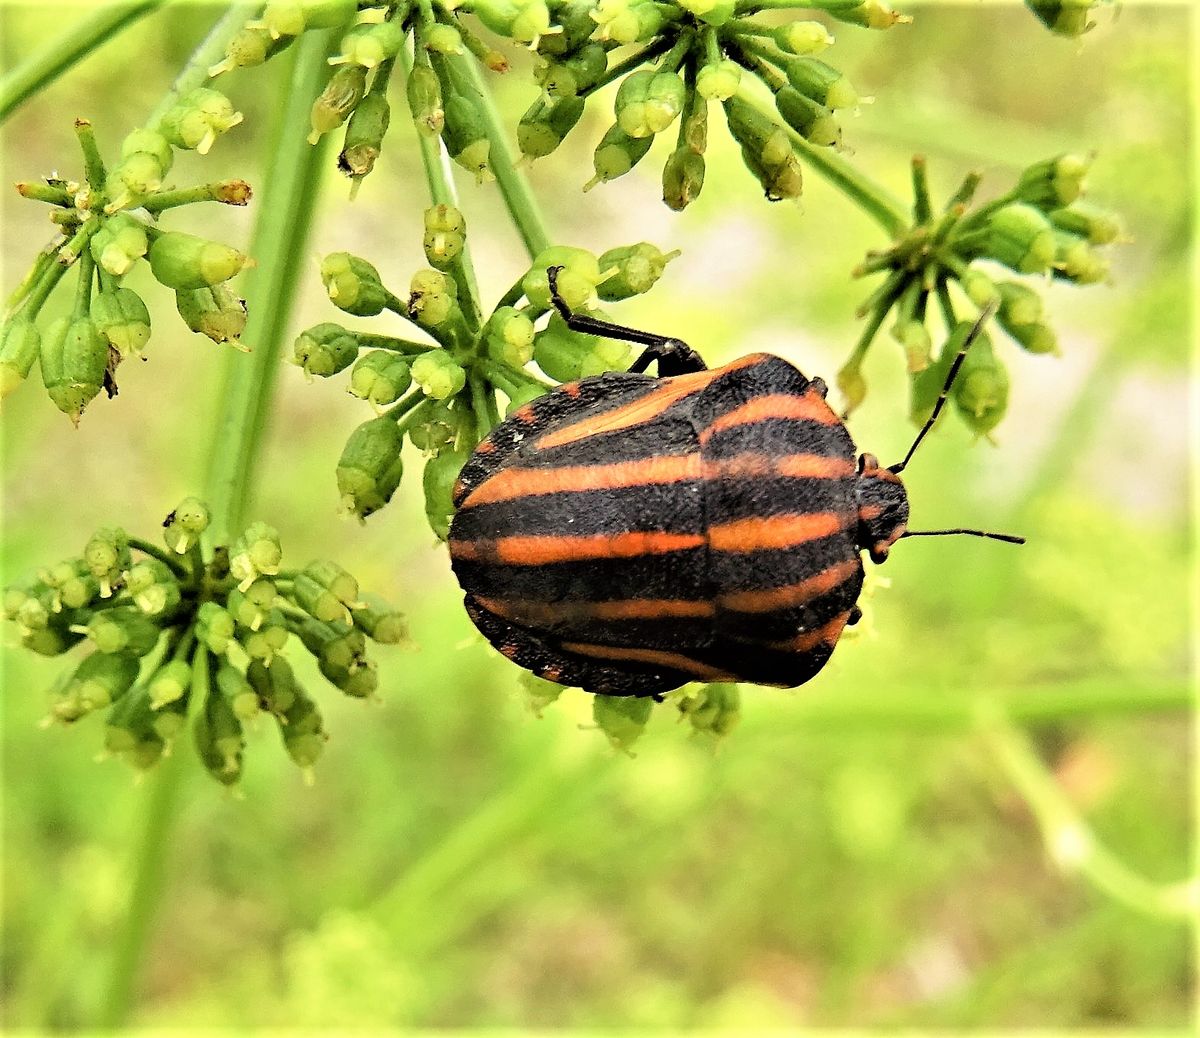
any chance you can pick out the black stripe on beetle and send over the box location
[448,269,1023,698]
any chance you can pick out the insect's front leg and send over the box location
[547,266,707,377]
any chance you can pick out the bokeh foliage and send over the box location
[1,1,1193,1029]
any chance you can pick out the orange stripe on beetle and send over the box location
[708,512,850,552]
[703,452,856,481]
[474,595,715,624]
[450,530,706,566]
[765,610,853,652]
[558,641,736,681]
[699,390,840,443]
[718,559,860,613]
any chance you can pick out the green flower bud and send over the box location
[593,694,652,753]
[305,559,360,607]
[960,268,1000,309]
[79,607,160,656]
[208,25,292,77]
[724,98,804,202]
[339,91,390,180]
[194,678,244,784]
[519,672,563,715]
[443,95,491,182]
[293,572,350,624]
[92,287,151,358]
[406,62,444,137]
[260,0,357,37]
[274,682,326,769]
[160,88,244,155]
[996,280,1044,330]
[411,350,467,400]
[696,60,741,101]
[523,246,603,310]
[486,306,537,367]
[534,312,630,381]
[677,682,740,738]
[126,559,181,616]
[55,562,100,611]
[104,153,166,210]
[319,654,378,698]
[1049,202,1122,245]
[149,691,188,743]
[1015,153,1090,209]
[175,284,248,346]
[616,69,686,138]
[120,128,173,173]
[240,612,290,663]
[407,401,457,451]
[349,350,412,407]
[227,577,278,630]
[951,327,1009,434]
[424,448,469,540]
[41,316,109,423]
[1025,0,1097,37]
[409,268,459,329]
[54,652,140,723]
[230,521,283,590]
[891,318,932,373]
[296,616,368,671]
[163,496,210,555]
[675,0,735,26]
[216,658,261,721]
[775,20,834,54]
[983,204,1057,274]
[504,382,550,415]
[1008,321,1059,355]
[89,214,149,276]
[837,360,867,413]
[784,57,858,110]
[597,243,680,301]
[149,232,248,290]
[308,63,367,144]
[0,317,40,398]
[591,0,663,45]
[774,88,841,147]
[663,143,705,211]
[585,122,654,189]
[294,322,361,377]
[83,526,131,595]
[320,252,390,316]
[350,592,406,644]
[337,416,404,519]
[196,601,235,655]
[248,655,298,716]
[422,204,466,270]
[101,683,164,766]
[828,0,911,29]
[149,658,191,710]
[538,43,608,98]
[424,22,463,53]
[518,96,586,160]
[333,19,405,69]
[474,0,552,43]
[1053,231,1109,284]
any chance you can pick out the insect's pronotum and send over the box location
[449,268,1023,697]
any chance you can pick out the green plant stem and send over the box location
[0,0,167,122]
[15,181,72,205]
[977,706,1196,921]
[450,53,551,258]
[128,536,191,578]
[147,3,260,129]
[98,34,335,1029]
[141,180,253,212]
[205,33,334,541]
[736,80,908,237]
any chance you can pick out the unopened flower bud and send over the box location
[54,651,140,722]
[597,243,680,301]
[534,313,629,382]
[662,144,705,211]
[1008,320,1059,355]
[960,268,1000,309]
[160,88,243,154]
[350,592,406,644]
[1053,232,1109,284]
[406,61,444,137]
[1049,202,1122,245]
[1025,0,1097,37]
[523,246,603,310]
[585,122,654,189]
[724,98,803,201]
[274,681,326,768]
[951,326,1008,434]
[538,43,607,98]
[983,204,1057,274]
[349,350,412,406]
[891,318,932,373]
[230,521,283,590]
[104,154,165,210]
[80,606,160,656]
[163,496,210,555]
[996,281,1044,330]
[339,91,390,180]
[678,682,740,738]
[409,268,459,329]
[92,286,152,357]
[294,322,360,377]
[227,577,278,630]
[775,88,841,147]
[837,360,867,413]
[519,96,586,160]
[828,0,911,29]
[442,95,491,182]
[320,252,390,315]
[333,19,405,68]
[90,214,149,277]
[775,20,834,54]
[784,57,858,110]
[149,658,191,709]
[208,25,291,77]
[149,232,248,290]
[1015,153,1090,209]
[196,600,236,654]
[260,0,357,38]
[216,659,261,721]
[408,401,457,451]
[422,204,466,270]
[696,60,741,101]
[423,448,469,540]
[194,680,244,783]
[616,69,685,138]
[83,526,130,595]
[485,306,537,367]
[591,0,663,45]
[337,416,404,519]
[41,316,109,423]
[126,559,181,616]
[593,694,652,753]
[675,0,735,25]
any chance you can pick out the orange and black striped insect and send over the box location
[448,268,1023,698]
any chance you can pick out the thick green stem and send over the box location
[0,0,167,122]
[450,52,550,258]
[205,33,334,541]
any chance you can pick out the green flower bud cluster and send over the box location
[210,0,360,78]
[299,208,676,533]
[2,498,404,785]
[839,155,1121,437]
[454,0,900,207]
[4,108,253,416]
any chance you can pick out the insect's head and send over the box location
[855,453,909,563]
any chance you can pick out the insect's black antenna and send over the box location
[901,528,1025,545]
[889,300,998,475]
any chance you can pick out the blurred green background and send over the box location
[1,1,1194,1030]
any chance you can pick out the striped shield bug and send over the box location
[448,268,1023,698]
